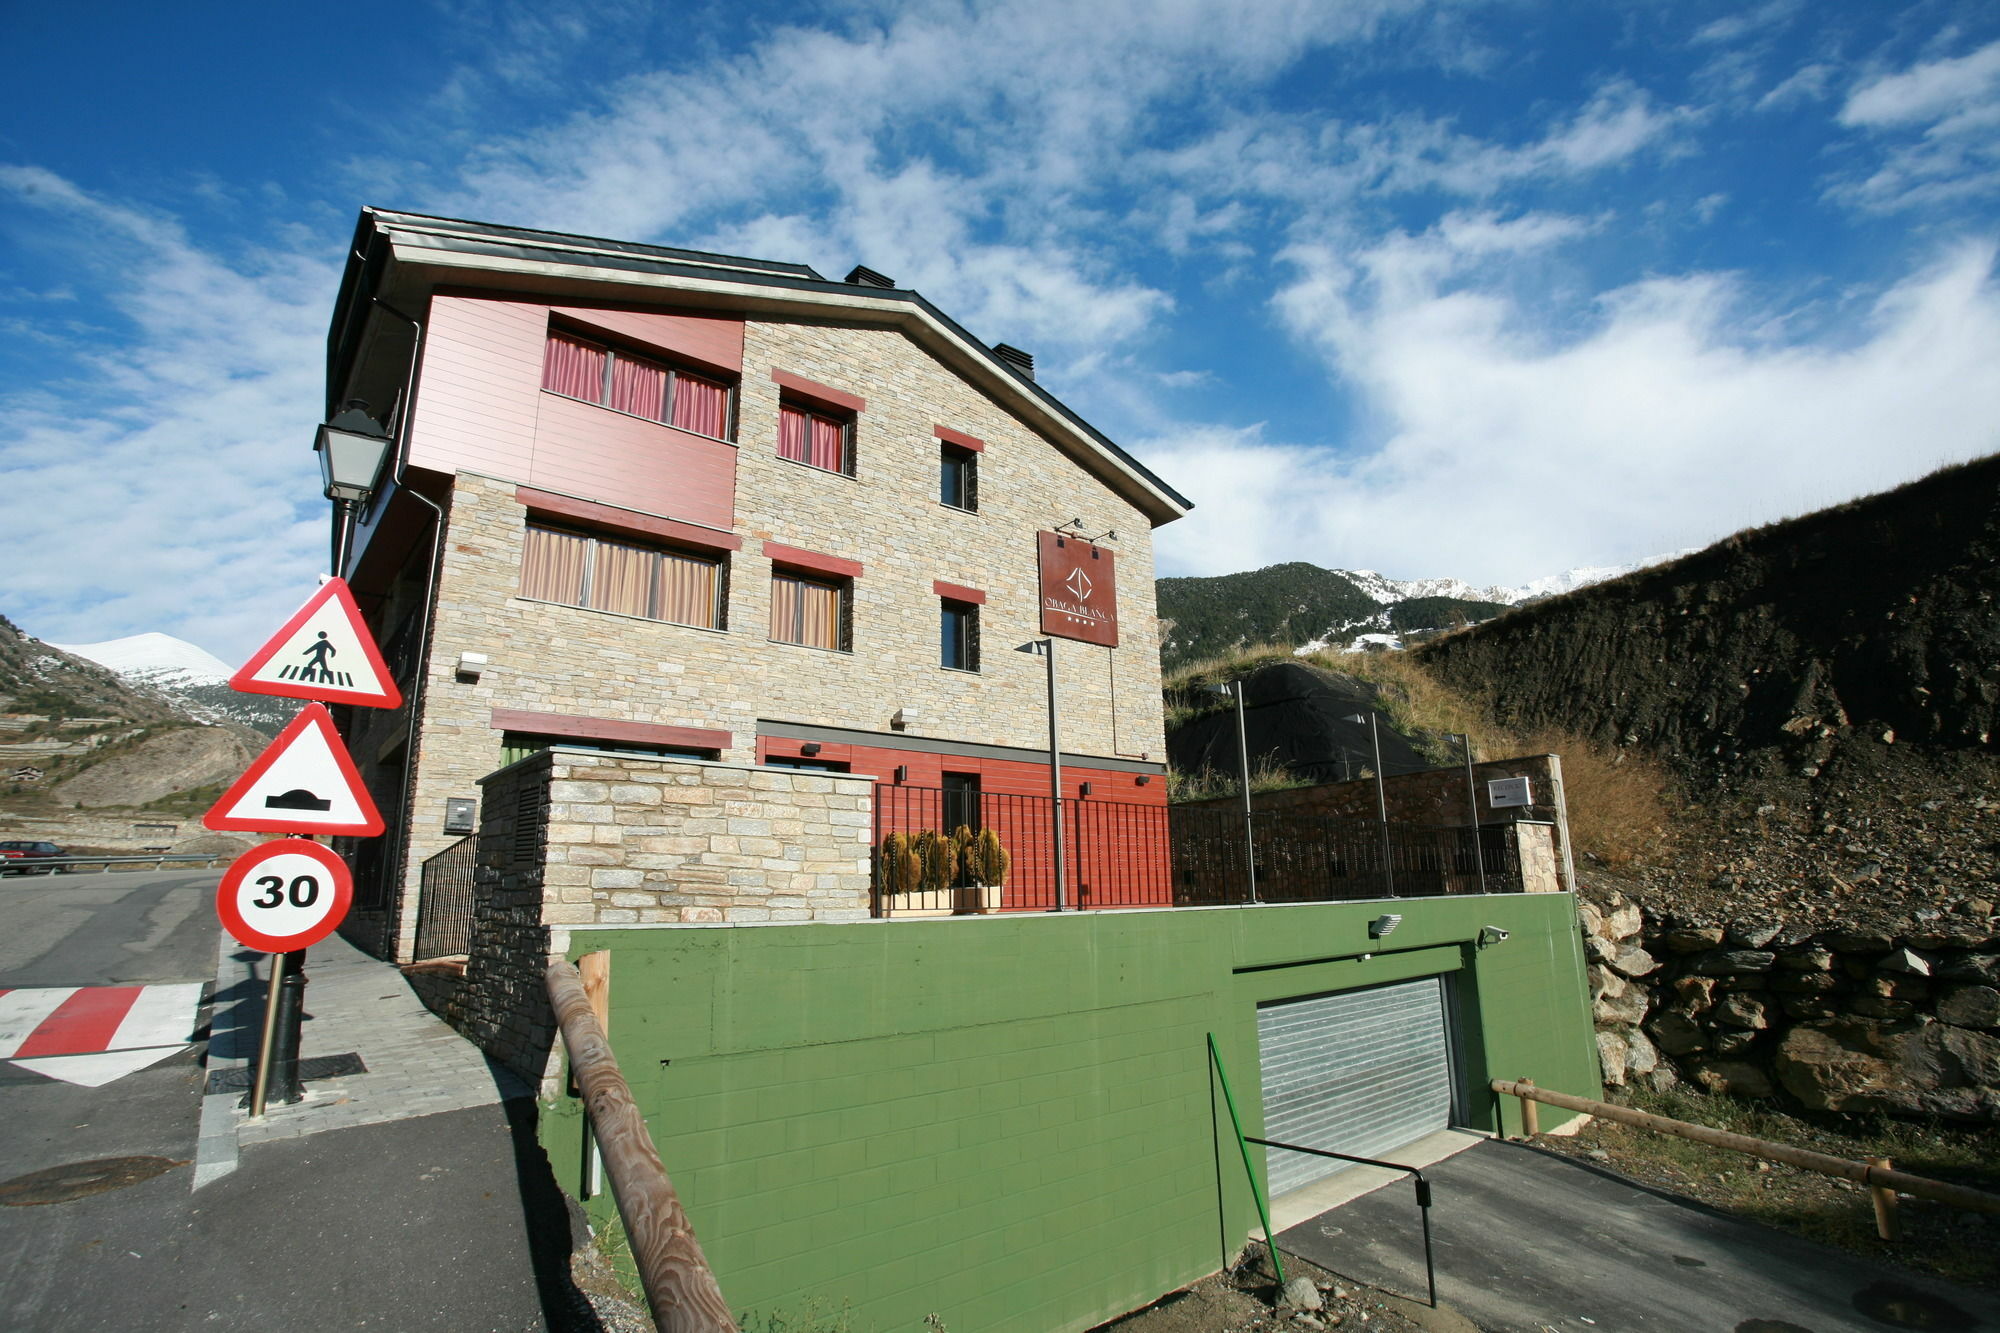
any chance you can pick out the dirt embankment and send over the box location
[1414,454,2000,786]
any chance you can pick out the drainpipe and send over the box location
[360,290,443,962]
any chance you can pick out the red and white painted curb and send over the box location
[0,983,204,1086]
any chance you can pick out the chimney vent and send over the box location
[992,343,1035,380]
[844,265,897,289]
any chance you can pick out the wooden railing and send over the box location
[1492,1078,2000,1237]
[548,954,737,1332]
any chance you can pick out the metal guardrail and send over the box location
[548,954,736,1332]
[1246,1136,1438,1309]
[1,853,236,875]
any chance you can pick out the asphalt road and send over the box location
[0,868,221,1331]
[0,867,575,1331]
[1278,1137,2000,1333]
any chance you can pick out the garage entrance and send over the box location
[1256,976,1456,1196]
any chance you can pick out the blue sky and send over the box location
[3,0,1997,661]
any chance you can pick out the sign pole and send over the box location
[248,950,287,1118]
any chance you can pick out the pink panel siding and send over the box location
[532,391,736,530]
[410,292,738,532]
[549,305,744,375]
[407,295,546,477]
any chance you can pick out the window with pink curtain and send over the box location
[672,373,729,439]
[608,356,667,421]
[542,334,606,400]
[543,329,735,439]
[777,402,851,474]
[771,571,844,649]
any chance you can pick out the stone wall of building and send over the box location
[377,311,1169,960]
[450,747,876,1083]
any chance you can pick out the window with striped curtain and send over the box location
[519,524,724,629]
[770,571,846,650]
[540,330,735,441]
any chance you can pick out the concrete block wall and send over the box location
[452,747,875,1082]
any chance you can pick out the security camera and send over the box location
[1479,925,1510,946]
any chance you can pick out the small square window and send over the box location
[941,599,979,671]
[940,445,976,511]
[779,402,854,475]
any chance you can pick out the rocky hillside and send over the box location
[0,614,264,830]
[1413,455,2000,783]
[1403,455,2000,1117]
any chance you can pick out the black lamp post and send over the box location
[1344,711,1395,897]
[1016,639,1065,910]
[1207,680,1258,903]
[314,401,391,577]
[251,404,390,1115]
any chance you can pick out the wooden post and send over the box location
[1871,1157,1900,1241]
[549,958,736,1333]
[581,950,611,1035]
[1519,1078,1538,1138]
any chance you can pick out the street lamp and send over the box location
[314,401,392,576]
[1016,639,1065,910]
[1344,711,1395,896]
[1206,680,1259,903]
[1445,733,1489,894]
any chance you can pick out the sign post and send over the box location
[206,578,397,1116]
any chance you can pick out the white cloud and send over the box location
[0,167,334,660]
[1831,41,2000,210]
[1147,236,2000,587]
[1841,41,2000,126]
[1757,61,1836,111]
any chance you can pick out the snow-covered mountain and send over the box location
[51,632,233,690]
[1341,551,1697,608]
[52,632,293,736]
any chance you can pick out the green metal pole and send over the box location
[1207,1032,1284,1285]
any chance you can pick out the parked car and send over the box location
[0,840,67,874]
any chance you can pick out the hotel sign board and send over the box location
[1037,531,1119,648]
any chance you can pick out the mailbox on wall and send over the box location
[443,797,477,834]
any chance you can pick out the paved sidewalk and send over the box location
[197,927,532,1184]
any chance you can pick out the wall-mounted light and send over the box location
[893,765,908,784]
[891,707,919,730]
[800,742,822,756]
[456,651,488,681]
[1136,774,1151,786]
[1078,782,1092,797]
[1369,913,1403,940]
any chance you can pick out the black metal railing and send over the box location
[413,835,477,960]
[869,786,1520,916]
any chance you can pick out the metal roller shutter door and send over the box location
[1256,976,1453,1197]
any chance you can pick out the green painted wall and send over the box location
[546,893,1597,1332]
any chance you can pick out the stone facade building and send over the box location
[323,210,1190,961]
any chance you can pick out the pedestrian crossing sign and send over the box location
[230,576,402,708]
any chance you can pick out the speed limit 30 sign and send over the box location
[217,840,354,953]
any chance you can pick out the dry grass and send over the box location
[1167,754,1312,803]
[1519,727,1678,867]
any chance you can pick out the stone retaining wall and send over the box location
[1582,894,2000,1120]
[448,747,875,1084]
